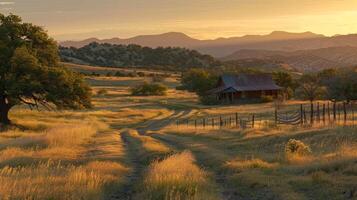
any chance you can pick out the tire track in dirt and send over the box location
[109,130,142,200]
[151,133,240,200]
[110,109,198,200]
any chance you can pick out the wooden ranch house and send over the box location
[209,74,282,103]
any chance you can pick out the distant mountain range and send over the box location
[60,31,357,72]
[222,46,357,72]
[60,31,357,56]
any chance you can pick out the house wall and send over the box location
[218,90,279,103]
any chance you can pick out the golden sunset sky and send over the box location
[1,0,357,40]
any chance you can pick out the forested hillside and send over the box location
[59,42,220,70]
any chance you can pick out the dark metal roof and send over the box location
[210,74,282,94]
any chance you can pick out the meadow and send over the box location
[0,64,356,200]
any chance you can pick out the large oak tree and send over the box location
[0,14,92,125]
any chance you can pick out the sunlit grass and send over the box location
[0,160,127,200]
[0,108,128,200]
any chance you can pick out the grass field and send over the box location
[1,64,356,200]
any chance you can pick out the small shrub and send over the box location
[97,89,108,96]
[131,82,168,96]
[175,85,186,91]
[152,75,165,82]
[114,71,125,77]
[261,95,274,102]
[285,139,312,156]
[199,95,220,105]
[137,72,146,77]
[106,72,113,77]
[127,72,137,77]
[91,72,100,77]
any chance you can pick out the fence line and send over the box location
[176,101,357,130]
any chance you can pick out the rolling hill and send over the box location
[60,31,357,57]
[59,42,220,71]
[222,46,357,72]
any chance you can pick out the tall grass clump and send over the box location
[136,151,218,200]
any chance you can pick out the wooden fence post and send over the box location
[252,114,255,128]
[327,102,331,123]
[333,102,337,122]
[300,104,304,125]
[317,102,320,123]
[195,119,197,129]
[235,113,239,128]
[322,104,326,125]
[220,116,223,128]
[338,103,341,123]
[203,118,206,129]
[275,109,278,126]
[212,118,215,129]
[310,103,314,125]
[351,102,355,126]
[343,102,347,125]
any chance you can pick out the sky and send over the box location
[1,0,357,41]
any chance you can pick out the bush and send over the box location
[199,95,220,105]
[137,72,146,77]
[97,89,108,96]
[261,95,274,102]
[114,71,125,77]
[285,139,311,156]
[106,72,113,77]
[131,82,168,96]
[127,72,137,77]
[152,75,165,82]
[91,72,100,77]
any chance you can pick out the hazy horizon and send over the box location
[1,0,357,41]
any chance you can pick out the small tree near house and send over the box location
[0,14,92,126]
[296,74,327,102]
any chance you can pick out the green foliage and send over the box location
[199,95,220,105]
[285,139,312,156]
[131,82,168,96]
[319,69,357,101]
[181,69,218,96]
[260,95,274,103]
[60,43,220,70]
[273,71,296,99]
[114,71,125,77]
[0,14,92,124]
[137,72,145,77]
[295,74,327,102]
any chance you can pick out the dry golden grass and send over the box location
[126,129,170,153]
[0,160,127,200]
[0,108,129,200]
[63,62,179,77]
[226,158,279,171]
[136,151,218,200]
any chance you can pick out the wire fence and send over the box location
[175,101,357,130]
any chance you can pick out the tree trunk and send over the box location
[0,97,11,125]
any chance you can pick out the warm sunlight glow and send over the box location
[1,0,357,40]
